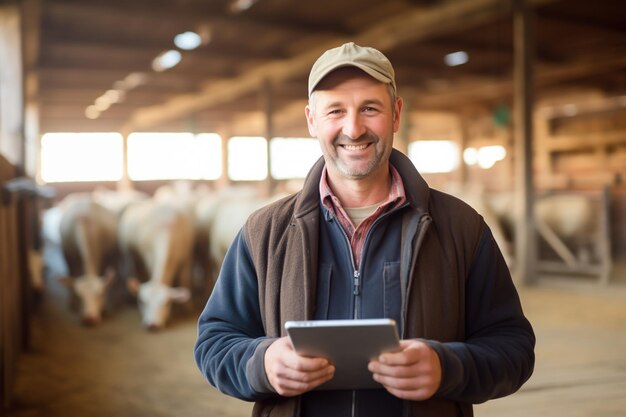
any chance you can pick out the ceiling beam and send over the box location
[126,0,568,131]
[412,53,626,109]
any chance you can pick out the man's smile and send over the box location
[341,143,371,151]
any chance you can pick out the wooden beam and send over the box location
[0,4,25,166]
[127,0,563,131]
[262,79,275,197]
[512,0,536,285]
[412,54,626,109]
[21,0,42,179]
[542,130,626,152]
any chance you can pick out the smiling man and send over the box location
[194,42,535,417]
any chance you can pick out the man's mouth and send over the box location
[341,143,369,151]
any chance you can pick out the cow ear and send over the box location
[169,287,191,303]
[58,275,73,287]
[126,277,141,295]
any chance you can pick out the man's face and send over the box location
[305,68,402,181]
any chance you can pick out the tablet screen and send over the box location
[285,318,400,390]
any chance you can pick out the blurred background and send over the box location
[1,0,625,416]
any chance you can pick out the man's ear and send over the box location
[305,105,317,137]
[392,96,403,133]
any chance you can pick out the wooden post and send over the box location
[21,0,41,180]
[216,126,231,188]
[458,112,470,186]
[262,79,275,197]
[117,128,133,191]
[512,0,536,285]
[0,4,24,166]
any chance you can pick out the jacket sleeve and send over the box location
[428,224,536,404]
[194,229,277,401]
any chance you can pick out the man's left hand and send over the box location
[368,339,442,401]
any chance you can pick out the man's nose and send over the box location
[342,113,366,140]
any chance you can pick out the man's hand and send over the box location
[264,336,335,397]
[368,339,442,401]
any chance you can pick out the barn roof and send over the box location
[24,0,626,135]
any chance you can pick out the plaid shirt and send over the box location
[320,164,407,269]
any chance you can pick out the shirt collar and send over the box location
[319,163,406,214]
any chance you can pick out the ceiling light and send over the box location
[85,106,100,120]
[94,96,111,112]
[444,51,469,67]
[103,89,124,104]
[174,31,203,50]
[122,72,148,89]
[152,50,182,72]
[230,0,258,13]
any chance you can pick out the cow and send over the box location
[118,199,195,330]
[57,193,120,325]
[444,183,513,267]
[484,191,601,270]
[207,189,288,274]
[92,186,149,216]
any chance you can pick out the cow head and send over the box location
[59,268,115,326]
[127,278,190,330]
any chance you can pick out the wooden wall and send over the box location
[0,157,26,410]
[1,4,34,410]
[407,96,626,261]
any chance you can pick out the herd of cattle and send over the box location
[40,183,280,330]
[37,181,599,331]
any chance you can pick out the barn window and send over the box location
[408,140,460,173]
[127,132,221,180]
[228,136,268,181]
[270,138,321,179]
[463,145,506,169]
[40,132,124,182]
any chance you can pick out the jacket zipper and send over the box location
[339,209,404,417]
[332,205,413,417]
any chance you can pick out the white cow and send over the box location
[444,183,513,267]
[153,181,218,300]
[208,190,288,273]
[57,194,119,325]
[119,199,195,330]
[192,192,222,290]
[92,187,149,216]
[485,191,600,268]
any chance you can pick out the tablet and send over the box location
[285,318,400,390]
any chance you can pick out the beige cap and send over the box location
[308,42,396,97]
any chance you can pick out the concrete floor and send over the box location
[4,270,626,417]
[476,280,626,417]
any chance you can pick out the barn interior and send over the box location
[1,0,626,416]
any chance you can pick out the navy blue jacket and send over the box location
[194,150,535,417]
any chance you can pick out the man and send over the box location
[195,42,535,417]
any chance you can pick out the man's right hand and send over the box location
[264,336,335,396]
